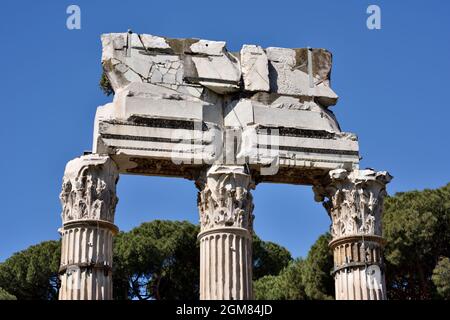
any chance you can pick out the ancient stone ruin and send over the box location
[58,31,392,300]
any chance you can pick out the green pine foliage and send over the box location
[0,287,16,300]
[383,183,450,299]
[1,183,449,300]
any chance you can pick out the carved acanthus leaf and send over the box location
[197,165,255,232]
[313,169,392,239]
[60,155,119,224]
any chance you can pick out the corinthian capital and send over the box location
[60,155,119,224]
[196,165,255,233]
[313,169,392,239]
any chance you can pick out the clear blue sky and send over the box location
[1,0,449,262]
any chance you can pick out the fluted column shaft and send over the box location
[58,155,119,300]
[314,169,392,300]
[196,165,255,300]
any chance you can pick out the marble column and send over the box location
[313,169,392,300]
[58,154,119,300]
[196,165,255,300]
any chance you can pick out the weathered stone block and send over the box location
[240,45,270,92]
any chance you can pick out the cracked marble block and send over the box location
[96,31,358,185]
[240,45,270,92]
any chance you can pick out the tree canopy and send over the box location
[1,183,449,300]
[432,256,450,299]
[252,235,292,280]
[254,183,450,300]
[0,220,292,300]
[254,233,333,300]
[0,240,60,300]
[113,220,292,300]
[113,220,200,300]
[254,258,307,300]
[0,287,16,300]
[383,183,450,299]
